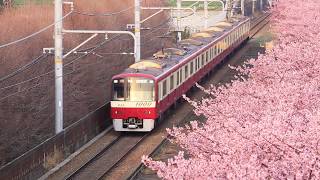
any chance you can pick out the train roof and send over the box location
[115,16,249,80]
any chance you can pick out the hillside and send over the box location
[0,0,171,167]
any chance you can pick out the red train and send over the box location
[111,17,250,131]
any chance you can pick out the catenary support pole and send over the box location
[135,0,141,62]
[252,0,255,15]
[241,0,245,16]
[177,0,182,41]
[204,0,208,29]
[54,0,63,134]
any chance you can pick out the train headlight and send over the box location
[115,111,118,114]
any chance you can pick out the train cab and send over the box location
[110,61,162,132]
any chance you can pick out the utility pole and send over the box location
[226,0,233,21]
[260,0,263,10]
[135,0,141,62]
[241,0,245,16]
[252,0,256,15]
[54,0,63,134]
[204,0,208,29]
[177,0,182,41]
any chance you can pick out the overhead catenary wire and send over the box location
[0,13,172,99]
[73,6,134,16]
[0,34,120,93]
[0,54,48,83]
[0,11,73,49]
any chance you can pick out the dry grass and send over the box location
[0,0,170,167]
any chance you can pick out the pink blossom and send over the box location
[143,0,320,179]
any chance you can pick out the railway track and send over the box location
[64,132,149,180]
[53,13,272,180]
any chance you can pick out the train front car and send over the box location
[111,74,157,132]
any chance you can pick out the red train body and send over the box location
[111,17,250,131]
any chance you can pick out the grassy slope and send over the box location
[168,0,223,10]
[14,0,51,5]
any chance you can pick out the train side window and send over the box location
[226,36,229,46]
[170,75,174,91]
[176,70,180,86]
[158,83,162,101]
[180,69,183,83]
[205,51,209,64]
[195,57,198,71]
[201,54,205,66]
[214,45,217,56]
[190,61,194,74]
[185,65,189,79]
[233,32,235,42]
[211,47,214,58]
[230,33,233,44]
[162,80,167,97]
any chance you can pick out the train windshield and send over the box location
[113,77,155,101]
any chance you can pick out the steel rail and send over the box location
[97,133,150,179]
[64,132,149,180]
[64,129,122,180]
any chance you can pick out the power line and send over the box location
[0,70,53,92]
[0,11,73,49]
[0,78,53,102]
[0,54,48,83]
[0,15,171,99]
[73,6,134,16]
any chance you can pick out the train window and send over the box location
[195,57,198,71]
[176,71,180,86]
[202,54,205,65]
[211,47,214,58]
[158,83,162,100]
[185,65,189,79]
[180,69,183,83]
[162,80,167,97]
[113,79,125,100]
[201,54,205,66]
[190,61,194,74]
[226,36,229,46]
[126,78,155,101]
[214,45,217,55]
[205,52,207,63]
[206,51,209,63]
[170,75,174,91]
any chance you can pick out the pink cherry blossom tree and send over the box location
[142,0,320,179]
